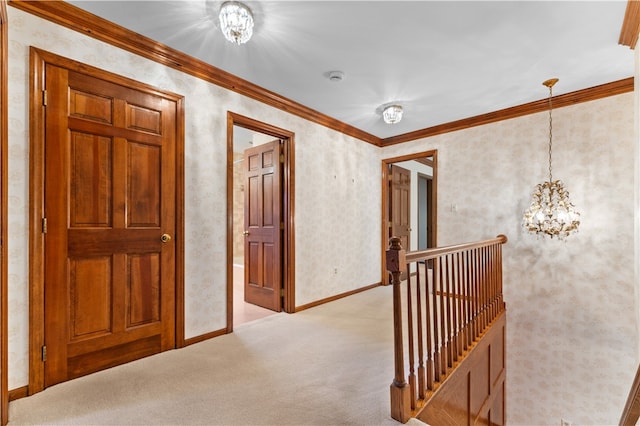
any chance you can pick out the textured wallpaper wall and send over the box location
[382,94,638,425]
[6,8,380,389]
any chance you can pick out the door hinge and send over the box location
[280,221,284,230]
[41,345,47,362]
[280,288,284,297]
[42,90,47,106]
[279,153,284,163]
[42,217,47,234]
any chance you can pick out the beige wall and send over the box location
[382,93,637,424]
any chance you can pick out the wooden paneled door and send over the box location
[243,140,282,312]
[34,51,181,388]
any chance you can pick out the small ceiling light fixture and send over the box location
[219,1,254,45]
[523,78,580,239]
[382,104,403,124]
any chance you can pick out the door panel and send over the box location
[43,64,176,387]
[69,257,112,340]
[244,140,282,312]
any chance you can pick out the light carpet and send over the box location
[8,285,428,425]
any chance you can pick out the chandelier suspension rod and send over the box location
[543,78,558,183]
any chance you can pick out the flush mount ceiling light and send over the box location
[522,78,580,239]
[382,104,403,124]
[219,1,254,45]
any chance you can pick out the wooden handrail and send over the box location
[405,234,508,262]
[387,235,508,423]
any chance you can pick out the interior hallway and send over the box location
[7,285,426,425]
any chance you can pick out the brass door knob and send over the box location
[161,233,172,243]
[243,231,250,236]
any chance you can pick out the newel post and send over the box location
[386,237,411,423]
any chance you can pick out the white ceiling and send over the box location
[67,0,635,139]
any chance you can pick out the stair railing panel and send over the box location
[387,234,508,423]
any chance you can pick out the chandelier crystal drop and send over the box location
[219,1,254,45]
[522,78,580,239]
[383,105,403,124]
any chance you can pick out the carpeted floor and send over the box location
[8,285,428,425]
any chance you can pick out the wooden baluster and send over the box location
[459,251,467,354]
[482,247,491,331]
[415,261,426,399]
[439,256,447,375]
[479,246,485,331]
[497,240,504,311]
[491,243,498,319]
[464,250,472,350]
[454,251,462,360]
[492,243,502,320]
[425,261,434,390]
[406,262,416,409]
[484,245,490,323]
[386,238,410,423]
[481,247,488,330]
[478,247,484,335]
[473,247,480,341]
[444,254,453,368]
[432,255,441,382]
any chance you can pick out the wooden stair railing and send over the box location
[386,235,508,423]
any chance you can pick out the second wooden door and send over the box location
[243,140,283,312]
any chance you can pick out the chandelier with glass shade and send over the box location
[382,104,403,124]
[219,1,254,45]
[522,78,580,239]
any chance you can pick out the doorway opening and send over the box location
[226,113,295,332]
[381,151,437,284]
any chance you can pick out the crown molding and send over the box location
[7,0,636,149]
[8,0,383,146]
[380,78,634,147]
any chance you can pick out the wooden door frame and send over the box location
[226,112,295,332]
[0,0,7,424]
[416,172,431,251]
[381,150,437,284]
[28,47,185,395]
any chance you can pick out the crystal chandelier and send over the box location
[522,78,580,239]
[382,104,403,124]
[219,1,254,45]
